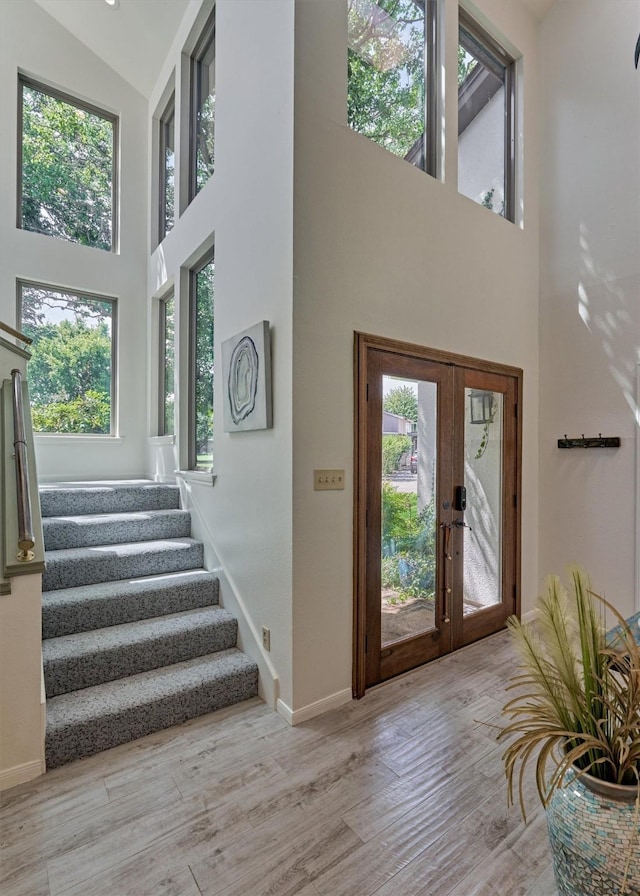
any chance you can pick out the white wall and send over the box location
[0,0,149,482]
[539,1,640,615]
[291,0,541,712]
[146,0,295,708]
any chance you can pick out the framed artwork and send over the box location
[222,320,272,432]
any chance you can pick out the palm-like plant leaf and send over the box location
[498,570,640,819]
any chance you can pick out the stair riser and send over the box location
[43,543,204,592]
[43,511,191,551]
[42,577,219,639]
[45,667,259,769]
[40,485,180,518]
[45,619,238,697]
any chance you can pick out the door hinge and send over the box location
[514,402,518,418]
[366,383,369,401]
[513,493,517,508]
[365,634,368,654]
[513,583,517,602]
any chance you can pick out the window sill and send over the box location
[148,435,175,446]
[176,469,216,487]
[34,434,124,445]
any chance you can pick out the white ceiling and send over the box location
[34,0,556,99]
[34,0,190,98]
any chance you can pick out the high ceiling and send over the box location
[34,0,191,98]
[34,0,557,99]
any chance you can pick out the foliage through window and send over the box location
[190,256,214,471]
[191,14,215,198]
[19,78,116,251]
[458,11,515,220]
[159,94,175,240]
[159,294,175,436]
[347,0,437,173]
[19,282,115,434]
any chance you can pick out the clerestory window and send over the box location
[189,254,215,471]
[158,293,175,437]
[18,77,117,251]
[347,0,439,176]
[158,93,175,241]
[457,10,516,220]
[190,12,216,200]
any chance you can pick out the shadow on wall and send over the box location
[577,222,640,426]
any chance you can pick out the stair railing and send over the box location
[11,369,35,562]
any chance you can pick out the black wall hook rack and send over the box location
[558,434,621,450]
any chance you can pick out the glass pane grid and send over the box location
[192,260,214,471]
[21,82,114,251]
[381,375,437,647]
[463,388,503,615]
[457,18,511,217]
[347,0,428,168]
[19,282,114,435]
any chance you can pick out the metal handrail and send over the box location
[0,321,32,345]
[11,369,35,561]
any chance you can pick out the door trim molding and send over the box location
[353,332,523,698]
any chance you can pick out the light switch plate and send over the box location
[314,469,345,490]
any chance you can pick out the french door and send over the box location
[354,334,522,694]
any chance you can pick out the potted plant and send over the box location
[498,569,640,896]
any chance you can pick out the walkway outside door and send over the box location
[353,333,522,695]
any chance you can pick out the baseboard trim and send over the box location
[522,609,536,624]
[0,759,44,792]
[277,688,352,726]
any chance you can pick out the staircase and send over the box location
[40,481,258,769]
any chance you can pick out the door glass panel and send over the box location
[463,388,503,613]
[381,375,437,646]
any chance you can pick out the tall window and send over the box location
[347,0,438,175]
[189,256,214,471]
[190,13,216,199]
[158,294,175,436]
[18,281,116,434]
[458,10,515,220]
[159,94,175,241]
[19,77,117,251]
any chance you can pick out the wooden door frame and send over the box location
[353,332,523,698]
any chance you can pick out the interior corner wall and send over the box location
[291,0,541,713]
[538,1,640,615]
[147,0,295,708]
[0,0,149,482]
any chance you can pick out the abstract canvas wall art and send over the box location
[222,320,272,431]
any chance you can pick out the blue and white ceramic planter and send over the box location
[546,768,640,896]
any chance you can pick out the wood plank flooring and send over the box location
[0,631,558,896]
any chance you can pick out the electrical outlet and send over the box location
[262,626,271,651]
[314,469,345,490]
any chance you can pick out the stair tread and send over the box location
[40,482,180,517]
[43,509,191,549]
[46,649,258,727]
[42,538,205,591]
[42,570,219,638]
[42,568,218,606]
[44,536,202,561]
[43,606,235,659]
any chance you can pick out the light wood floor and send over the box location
[0,631,558,896]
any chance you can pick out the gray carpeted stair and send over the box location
[40,481,258,769]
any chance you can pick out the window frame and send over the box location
[189,11,216,202]
[347,0,440,178]
[17,75,119,252]
[188,252,215,472]
[16,278,118,436]
[158,292,175,437]
[158,92,176,243]
[457,9,516,222]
